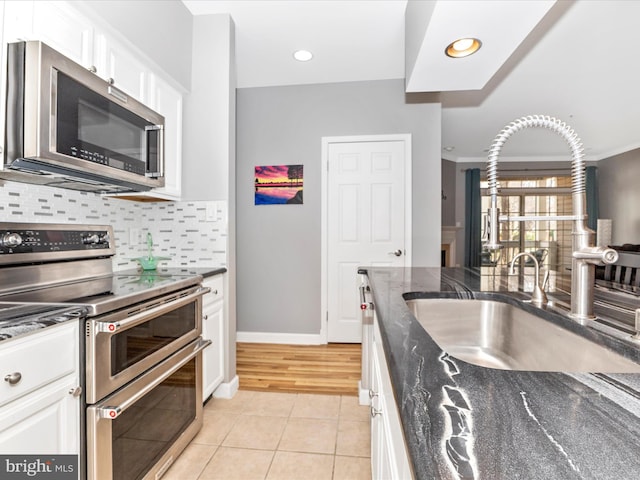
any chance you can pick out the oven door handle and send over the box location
[95,286,211,334]
[97,337,211,420]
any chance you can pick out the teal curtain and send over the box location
[585,166,598,231]
[464,169,482,267]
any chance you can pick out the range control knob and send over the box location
[82,234,101,245]
[0,232,23,248]
[82,233,110,246]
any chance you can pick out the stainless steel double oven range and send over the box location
[0,222,210,480]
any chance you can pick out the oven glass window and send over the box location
[56,72,152,175]
[111,359,196,480]
[110,302,196,376]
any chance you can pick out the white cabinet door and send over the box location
[371,344,388,480]
[148,74,183,199]
[0,322,80,456]
[32,1,94,68]
[3,1,34,44]
[97,34,149,103]
[202,275,225,401]
[371,315,413,480]
[0,375,80,455]
[104,73,183,201]
[0,0,6,160]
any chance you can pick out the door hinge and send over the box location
[326,311,329,322]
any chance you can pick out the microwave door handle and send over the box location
[145,124,164,178]
[97,338,211,419]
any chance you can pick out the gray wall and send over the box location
[236,79,441,335]
[598,149,640,245]
[78,0,193,90]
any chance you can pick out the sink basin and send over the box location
[405,298,640,372]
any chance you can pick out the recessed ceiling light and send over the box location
[293,50,313,62]
[445,38,482,58]
[443,146,455,152]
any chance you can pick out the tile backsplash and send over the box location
[0,181,227,271]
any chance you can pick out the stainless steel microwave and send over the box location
[2,40,165,193]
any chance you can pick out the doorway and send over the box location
[321,134,412,343]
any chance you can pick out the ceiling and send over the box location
[182,0,640,163]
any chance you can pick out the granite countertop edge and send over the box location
[364,266,640,480]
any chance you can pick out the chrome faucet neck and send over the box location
[509,252,548,306]
[484,115,618,322]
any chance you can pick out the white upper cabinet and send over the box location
[31,1,94,69]
[147,74,183,199]
[94,32,150,103]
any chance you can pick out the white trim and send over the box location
[358,380,372,406]
[320,134,413,344]
[236,331,325,345]
[212,375,239,399]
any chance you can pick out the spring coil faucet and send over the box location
[484,115,618,323]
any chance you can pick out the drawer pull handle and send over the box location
[69,386,83,397]
[212,289,218,295]
[369,389,378,399]
[4,372,22,385]
[370,406,382,418]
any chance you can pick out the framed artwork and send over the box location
[255,164,303,205]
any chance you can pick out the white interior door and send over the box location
[325,136,411,343]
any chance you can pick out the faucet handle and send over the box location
[481,214,489,242]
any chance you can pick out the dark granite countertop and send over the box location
[365,266,640,480]
[121,266,227,278]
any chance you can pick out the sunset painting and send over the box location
[255,165,304,205]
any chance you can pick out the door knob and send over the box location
[390,249,402,257]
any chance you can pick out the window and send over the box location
[480,175,573,271]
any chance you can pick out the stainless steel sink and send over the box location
[406,298,640,372]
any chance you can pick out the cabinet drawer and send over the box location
[0,322,78,407]
[203,275,224,306]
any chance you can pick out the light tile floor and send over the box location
[163,390,371,480]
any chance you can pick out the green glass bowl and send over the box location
[130,256,171,270]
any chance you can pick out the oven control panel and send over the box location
[0,224,114,260]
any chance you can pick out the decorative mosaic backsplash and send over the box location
[0,181,227,271]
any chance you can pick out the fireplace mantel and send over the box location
[441,226,461,267]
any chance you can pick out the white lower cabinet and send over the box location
[202,275,225,402]
[370,314,413,480]
[0,321,81,456]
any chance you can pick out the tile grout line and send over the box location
[192,391,370,479]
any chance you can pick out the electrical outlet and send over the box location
[206,202,217,222]
[129,228,141,245]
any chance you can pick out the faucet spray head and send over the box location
[483,206,504,251]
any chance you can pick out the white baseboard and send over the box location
[358,380,371,406]
[213,375,239,399]
[236,331,326,345]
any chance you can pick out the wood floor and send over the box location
[236,342,362,396]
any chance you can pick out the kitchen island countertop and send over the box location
[365,266,640,480]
